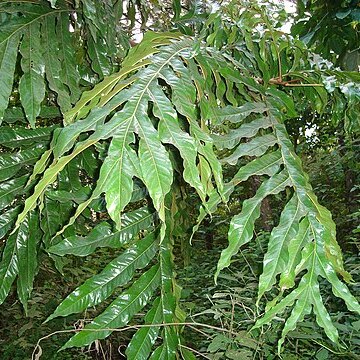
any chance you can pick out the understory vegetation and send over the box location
[0,0,359,359]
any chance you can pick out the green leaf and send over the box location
[16,212,41,312]
[0,227,19,304]
[266,88,297,118]
[216,170,291,281]
[0,206,20,240]
[3,106,61,124]
[0,175,28,211]
[151,217,179,359]
[231,150,282,186]
[311,281,338,344]
[17,39,192,231]
[317,251,360,314]
[19,22,46,127]
[15,145,89,228]
[137,113,173,226]
[64,31,179,124]
[0,145,45,181]
[223,134,277,165]
[150,85,206,201]
[258,195,306,300]
[0,4,48,47]
[87,36,112,79]
[42,15,72,112]
[276,274,313,352]
[126,297,162,360]
[0,125,56,148]
[48,207,155,256]
[61,264,161,349]
[0,33,20,122]
[46,232,158,321]
[52,105,114,159]
[100,130,137,229]
[215,102,268,124]
[40,197,71,246]
[279,217,312,290]
[253,275,309,329]
[57,12,81,104]
[275,123,351,280]
[213,116,274,149]
[180,347,197,360]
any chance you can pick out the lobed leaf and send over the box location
[213,116,274,149]
[216,170,291,281]
[150,85,206,201]
[214,102,268,124]
[0,206,20,240]
[222,133,277,165]
[258,195,307,301]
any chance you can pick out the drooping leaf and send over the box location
[126,297,163,360]
[100,131,137,229]
[0,145,46,182]
[216,170,291,281]
[137,113,173,226]
[16,212,41,312]
[213,116,274,149]
[48,207,155,256]
[258,195,306,300]
[57,12,81,104]
[61,264,161,349]
[0,34,20,122]
[150,85,206,201]
[222,133,277,165]
[19,22,46,127]
[0,175,28,211]
[0,227,19,304]
[46,232,158,321]
[0,125,56,148]
[0,206,20,240]
[42,15,72,112]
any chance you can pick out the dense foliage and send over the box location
[0,1,359,359]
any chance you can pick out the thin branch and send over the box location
[180,344,212,360]
[255,76,324,87]
[32,321,240,360]
[188,324,212,339]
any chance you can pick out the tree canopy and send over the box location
[0,1,359,359]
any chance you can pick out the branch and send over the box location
[32,321,240,360]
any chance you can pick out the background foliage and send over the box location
[0,0,359,359]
